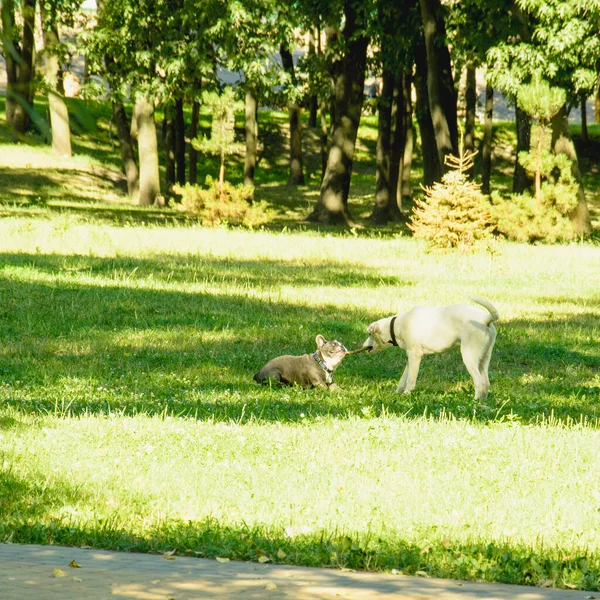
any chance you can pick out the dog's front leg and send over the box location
[396,364,409,393]
[398,352,422,393]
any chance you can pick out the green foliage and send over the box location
[491,182,579,244]
[192,88,244,159]
[174,177,268,228]
[516,76,566,123]
[491,78,579,243]
[409,151,494,251]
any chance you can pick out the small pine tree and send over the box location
[490,76,579,243]
[409,144,494,251]
[192,88,244,198]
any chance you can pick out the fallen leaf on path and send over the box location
[53,568,67,578]
[72,576,82,582]
[216,557,230,563]
[69,560,81,568]
[258,556,271,563]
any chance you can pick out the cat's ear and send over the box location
[315,334,326,347]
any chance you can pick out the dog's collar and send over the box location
[313,351,334,384]
[389,316,399,346]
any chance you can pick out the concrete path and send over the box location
[0,543,596,599]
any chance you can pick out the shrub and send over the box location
[174,177,270,228]
[490,76,579,243]
[409,150,494,251]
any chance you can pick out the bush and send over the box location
[409,153,494,251]
[491,154,579,243]
[174,177,270,228]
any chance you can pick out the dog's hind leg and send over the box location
[478,328,497,398]
[460,344,486,399]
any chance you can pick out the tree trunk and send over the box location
[189,97,200,184]
[419,0,458,177]
[370,68,395,224]
[481,83,494,195]
[580,95,588,144]
[41,5,71,157]
[464,61,476,166]
[551,105,591,235]
[135,97,161,206]
[306,0,369,225]
[1,0,18,128]
[319,98,328,181]
[414,41,439,186]
[595,72,600,124]
[513,103,532,193]
[400,72,414,209]
[307,28,318,128]
[280,44,305,185]
[164,105,176,197]
[390,74,407,217]
[112,102,139,198]
[244,85,258,189]
[12,0,37,137]
[175,98,186,185]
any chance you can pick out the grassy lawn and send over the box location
[1,96,600,591]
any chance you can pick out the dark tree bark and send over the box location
[280,43,305,185]
[306,0,369,225]
[41,5,71,157]
[135,97,161,206]
[319,97,329,181]
[419,0,458,176]
[580,95,588,144]
[112,102,139,198]
[464,62,476,160]
[551,105,591,235]
[307,28,318,128]
[414,41,439,186]
[513,103,532,193]
[370,68,395,224]
[244,85,258,189]
[390,74,408,217]
[1,0,18,128]
[164,105,176,197]
[189,97,200,184]
[399,72,414,209]
[481,83,494,195]
[175,98,186,185]
[12,0,36,137]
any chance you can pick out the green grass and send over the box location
[1,96,600,591]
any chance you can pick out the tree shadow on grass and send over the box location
[0,251,598,425]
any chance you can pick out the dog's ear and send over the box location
[367,322,379,334]
[315,334,326,347]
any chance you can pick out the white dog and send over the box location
[362,297,499,399]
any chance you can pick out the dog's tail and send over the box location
[469,296,499,324]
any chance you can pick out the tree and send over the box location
[40,1,74,157]
[280,42,305,185]
[192,88,244,197]
[1,0,36,138]
[306,0,370,225]
[418,0,458,176]
[486,0,598,234]
[369,0,419,224]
